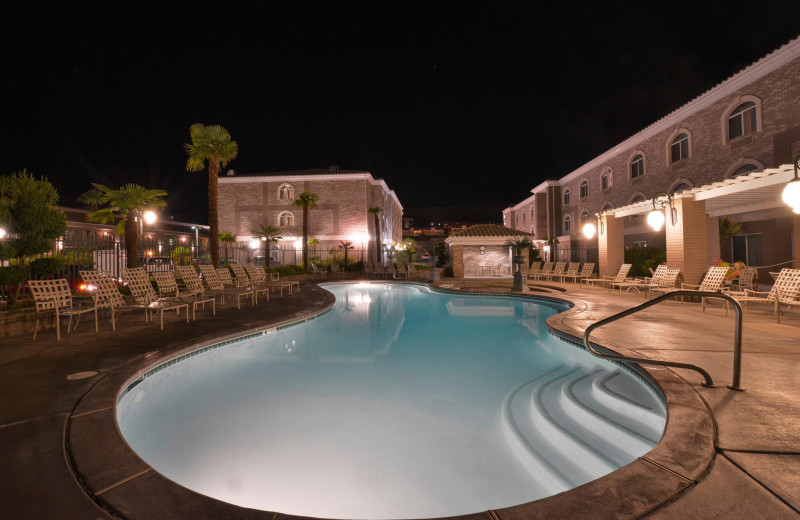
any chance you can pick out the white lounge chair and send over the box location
[27,278,98,340]
[725,268,800,322]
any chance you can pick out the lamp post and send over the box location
[139,210,157,259]
[782,153,800,214]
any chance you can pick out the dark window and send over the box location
[580,180,589,198]
[564,215,572,232]
[601,169,612,189]
[631,154,645,179]
[732,164,759,178]
[728,102,757,140]
[673,183,691,192]
[732,234,762,266]
[563,189,570,205]
[670,133,689,162]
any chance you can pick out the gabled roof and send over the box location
[449,224,530,238]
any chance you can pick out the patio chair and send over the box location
[652,266,728,311]
[582,263,632,290]
[218,266,270,303]
[392,263,409,280]
[405,263,421,280]
[609,264,667,295]
[310,263,326,280]
[725,268,800,322]
[731,266,758,292]
[79,270,148,331]
[646,269,681,300]
[563,262,595,284]
[533,262,554,280]
[526,261,542,279]
[122,268,190,329]
[176,265,226,307]
[373,264,388,279]
[545,262,567,282]
[556,262,580,283]
[245,263,297,296]
[198,264,258,307]
[218,265,250,288]
[152,271,216,320]
[27,278,98,341]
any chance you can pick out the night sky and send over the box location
[3,4,799,225]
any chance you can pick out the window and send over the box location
[602,203,614,213]
[278,183,295,200]
[601,168,613,190]
[731,164,759,178]
[563,215,572,233]
[530,207,534,218]
[563,188,571,205]
[732,234,762,266]
[579,180,589,199]
[630,154,645,179]
[278,211,295,226]
[673,182,691,193]
[728,102,757,140]
[670,133,689,163]
[632,241,648,248]
[580,210,590,225]
[522,211,526,222]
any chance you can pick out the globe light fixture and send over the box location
[249,239,260,250]
[0,228,6,239]
[581,210,604,239]
[142,210,157,225]
[647,192,676,232]
[646,209,666,232]
[782,154,800,214]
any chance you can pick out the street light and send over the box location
[782,153,800,214]
[647,192,677,232]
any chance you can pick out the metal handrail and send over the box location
[583,290,744,391]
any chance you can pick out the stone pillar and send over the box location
[598,215,624,277]
[666,198,709,286]
[793,214,800,269]
[707,216,721,267]
[451,245,464,278]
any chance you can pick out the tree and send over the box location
[185,123,238,267]
[77,188,103,211]
[367,206,383,264]
[86,183,167,268]
[293,190,318,270]
[0,171,67,305]
[719,217,742,251]
[219,231,237,265]
[250,225,283,267]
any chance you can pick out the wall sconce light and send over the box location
[647,192,678,232]
[782,153,800,214]
[581,211,605,239]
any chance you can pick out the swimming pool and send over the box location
[117,283,666,519]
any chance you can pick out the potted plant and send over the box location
[505,235,533,292]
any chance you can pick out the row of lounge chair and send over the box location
[26,263,300,340]
[363,262,423,280]
[528,261,596,283]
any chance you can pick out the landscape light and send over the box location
[782,154,800,214]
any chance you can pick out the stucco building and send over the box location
[218,167,403,263]
[504,36,800,285]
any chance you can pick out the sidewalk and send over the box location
[0,278,798,519]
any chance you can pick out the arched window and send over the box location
[670,133,690,163]
[278,211,295,227]
[278,183,295,200]
[580,210,590,225]
[728,102,757,140]
[630,154,645,179]
[602,202,614,213]
[563,188,571,206]
[563,215,572,233]
[673,182,691,193]
[731,164,759,178]
[601,168,613,190]
[579,180,589,199]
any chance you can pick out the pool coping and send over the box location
[66,281,715,520]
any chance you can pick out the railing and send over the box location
[583,290,744,391]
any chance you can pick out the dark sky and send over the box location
[3,3,799,224]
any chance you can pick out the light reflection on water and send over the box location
[117,283,665,519]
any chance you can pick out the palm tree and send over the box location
[719,217,742,251]
[185,123,238,267]
[293,190,318,270]
[77,188,104,211]
[251,225,283,267]
[219,231,237,265]
[86,183,167,268]
[367,206,382,264]
[339,240,354,268]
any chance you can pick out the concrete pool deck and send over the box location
[0,276,798,519]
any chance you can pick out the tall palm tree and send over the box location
[185,123,238,267]
[86,183,168,268]
[251,225,283,267]
[294,190,318,270]
[77,188,104,211]
[367,206,382,264]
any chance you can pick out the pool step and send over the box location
[502,365,666,490]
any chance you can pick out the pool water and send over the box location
[117,283,666,519]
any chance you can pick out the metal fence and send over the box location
[541,247,599,265]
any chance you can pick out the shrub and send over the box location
[625,247,666,277]
[29,256,65,278]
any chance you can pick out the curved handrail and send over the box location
[583,290,744,391]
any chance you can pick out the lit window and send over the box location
[601,169,612,190]
[728,102,757,140]
[278,211,295,226]
[631,154,645,179]
[564,215,572,233]
[732,164,759,178]
[278,184,295,200]
[579,180,589,199]
[563,188,570,205]
[670,133,689,163]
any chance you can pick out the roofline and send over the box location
[58,206,210,230]
[558,35,800,185]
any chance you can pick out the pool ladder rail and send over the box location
[583,290,744,391]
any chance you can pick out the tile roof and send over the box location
[449,224,530,238]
